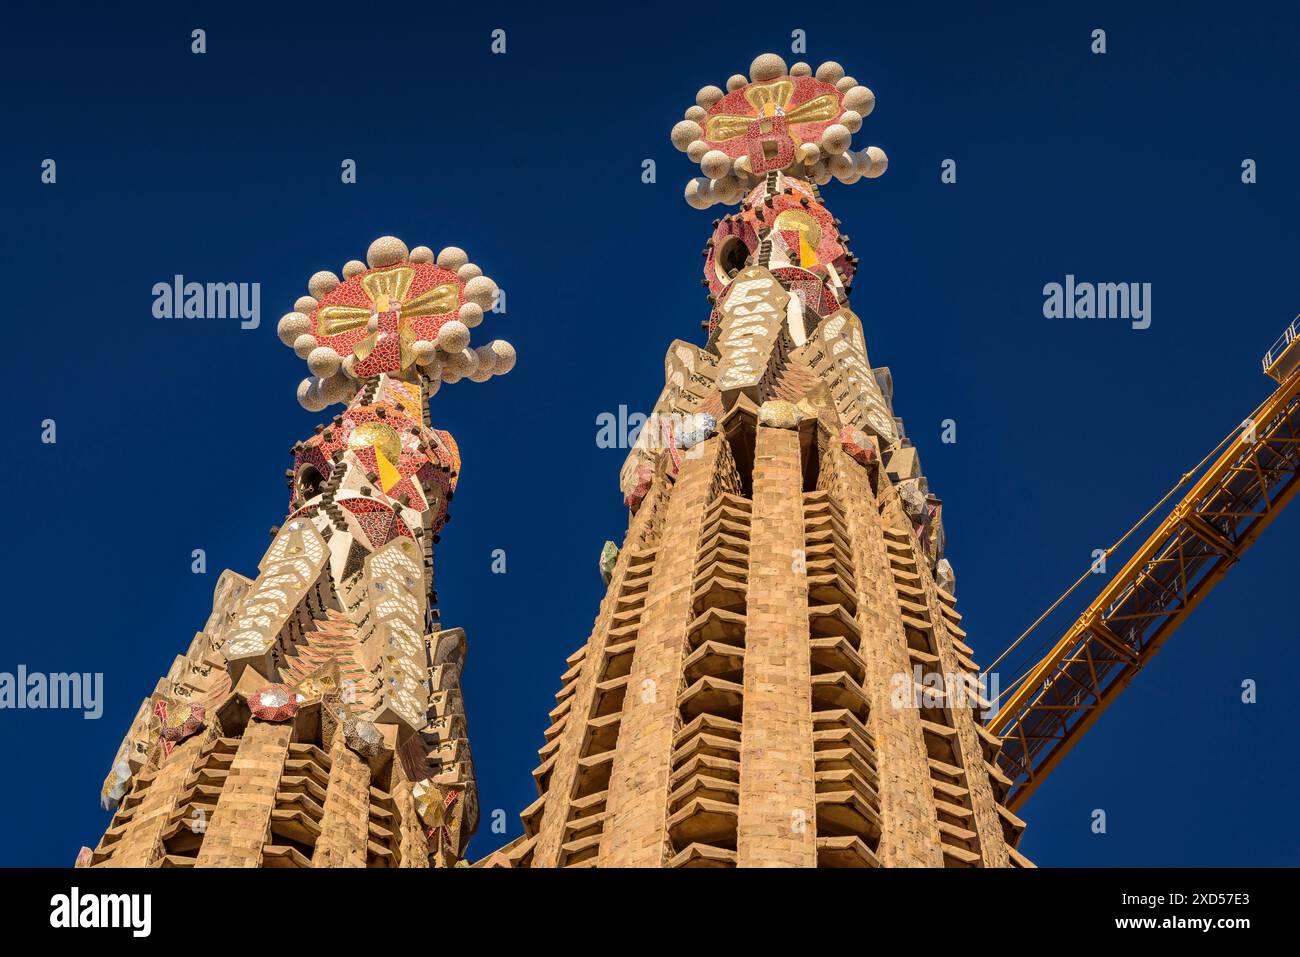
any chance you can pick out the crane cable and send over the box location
[984,391,1275,703]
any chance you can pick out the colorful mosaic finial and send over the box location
[276,235,516,411]
[671,54,888,208]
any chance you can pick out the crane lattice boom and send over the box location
[988,321,1300,811]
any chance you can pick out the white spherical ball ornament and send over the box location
[701,149,732,179]
[277,312,311,346]
[685,177,711,209]
[749,53,788,81]
[687,139,709,163]
[839,110,862,133]
[863,145,889,178]
[717,176,744,204]
[671,119,704,151]
[457,262,482,280]
[695,85,724,109]
[821,124,852,156]
[812,161,832,186]
[441,366,463,385]
[684,105,706,122]
[342,260,367,279]
[456,347,480,375]
[463,275,498,311]
[435,320,470,353]
[443,348,468,373]
[458,302,484,328]
[294,295,318,315]
[293,333,319,359]
[436,246,469,270]
[308,271,340,299]
[308,346,341,377]
[299,378,327,412]
[726,74,747,92]
[828,152,855,178]
[471,345,498,380]
[790,61,812,77]
[489,339,517,374]
[733,155,753,177]
[409,245,434,263]
[367,236,408,268]
[843,85,875,117]
[815,61,845,84]
[835,75,857,92]
[412,340,438,366]
[443,347,477,375]
[321,372,351,403]
[837,165,863,184]
[799,142,821,164]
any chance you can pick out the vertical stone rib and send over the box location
[195,721,292,867]
[312,737,371,867]
[904,513,1010,865]
[600,439,723,866]
[102,733,209,867]
[529,478,668,867]
[392,771,430,867]
[737,427,816,867]
[834,452,944,865]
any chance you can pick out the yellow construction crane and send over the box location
[987,315,1300,812]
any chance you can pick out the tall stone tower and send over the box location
[85,236,515,869]
[486,55,1031,868]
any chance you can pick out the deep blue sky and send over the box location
[2,2,1297,866]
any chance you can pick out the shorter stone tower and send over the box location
[84,235,515,868]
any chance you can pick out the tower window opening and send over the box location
[297,464,324,500]
[715,236,749,283]
[723,417,756,498]
[801,427,821,493]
